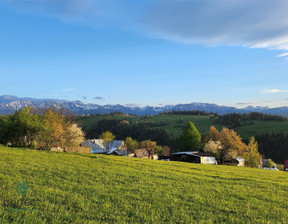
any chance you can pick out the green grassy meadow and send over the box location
[78,114,288,139]
[1,145,288,223]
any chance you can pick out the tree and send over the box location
[0,116,6,143]
[264,159,275,168]
[180,122,201,151]
[65,124,85,147]
[0,107,85,150]
[243,137,261,167]
[125,137,139,152]
[154,145,163,155]
[120,120,130,126]
[4,107,43,147]
[39,109,67,149]
[99,131,115,148]
[203,140,222,163]
[162,146,171,156]
[219,127,246,163]
[204,126,221,143]
[140,140,157,159]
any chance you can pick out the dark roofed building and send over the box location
[171,151,217,164]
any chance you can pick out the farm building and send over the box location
[81,139,128,155]
[171,151,217,164]
[132,148,159,160]
[50,147,91,154]
[133,148,149,158]
[261,159,279,170]
[235,157,245,167]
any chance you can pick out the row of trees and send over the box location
[125,136,170,157]
[161,111,287,122]
[179,122,261,167]
[203,126,261,167]
[0,107,85,149]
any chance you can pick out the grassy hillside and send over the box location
[1,145,288,223]
[78,114,288,139]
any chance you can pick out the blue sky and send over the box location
[1,0,288,108]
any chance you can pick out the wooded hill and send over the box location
[78,111,288,163]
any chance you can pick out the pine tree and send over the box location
[180,122,201,151]
[244,137,261,167]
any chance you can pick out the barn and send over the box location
[171,151,217,164]
[133,149,159,160]
[81,139,128,155]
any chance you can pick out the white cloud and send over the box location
[93,96,105,100]
[276,52,288,57]
[3,0,288,51]
[236,102,256,105]
[142,0,288,50]
[260,89,288,93]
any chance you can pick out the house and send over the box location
[235,157,245,167]
[133,148,159,159]
[171,151,217,164]
[50,147,64,152]
[81,139,128,155]
[134,148,149,158]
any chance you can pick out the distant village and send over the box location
[52,136,283,171]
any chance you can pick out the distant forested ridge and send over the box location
[215,112,287,128]
[163,111,287,127]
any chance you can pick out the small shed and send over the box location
[236,157,245,167]
[133,149,149,158]
[171,151,217,164]
[50,147,64,152]
[133,149,158,159]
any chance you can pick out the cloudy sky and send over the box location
[1,0,288,108]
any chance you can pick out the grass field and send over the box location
[1,145,288,223]
[78,114,288,139]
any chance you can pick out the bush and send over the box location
[277,164,284,171]
[265,159,275,168]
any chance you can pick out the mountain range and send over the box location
[1,95,288,116]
